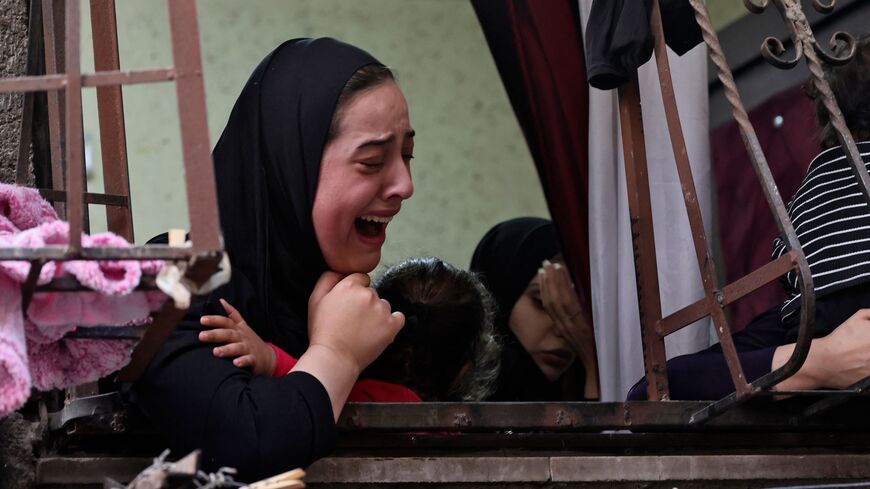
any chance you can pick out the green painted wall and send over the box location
[707,0,752,30]
[80,0,549,273]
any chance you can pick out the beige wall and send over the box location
[80,0,549,273]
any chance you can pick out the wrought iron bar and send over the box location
[685,0,817,425]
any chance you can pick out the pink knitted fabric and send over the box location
[0,184,57,235]
[0,183,170,414]
[28,338,137,392]
[0,274,31,418]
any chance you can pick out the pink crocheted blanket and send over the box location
[0,183,167,417]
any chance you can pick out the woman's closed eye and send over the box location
[358,160,384,169]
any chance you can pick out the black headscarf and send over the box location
[208,38,381,356]
[470,217,563,401]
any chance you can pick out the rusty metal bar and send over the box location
[20,260,45,312]
[117,252,222,382]
[165,0,222,253]
[42,0,66,219]
[0,74,66,93]
[15,0,43,185]
[81,68,175,87]
[38,188,128,206]
[64,325,147,340]
[617,75,669,400]
[650,0,751,398]
[687,0,816,424]
[800,376,870,420]
[90,0,134,241]
[336,401,870,432]
[36,274,157,291]
[660,252,799,336]
[756,0,870,209]
[0,246,213,261]
[64,0,83,251]
[0,70,177,94]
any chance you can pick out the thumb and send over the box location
[309,271,346,308]
[391,310,406,330]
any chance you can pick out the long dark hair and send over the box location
[812,34,870,148]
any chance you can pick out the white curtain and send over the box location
[578,1,715,401]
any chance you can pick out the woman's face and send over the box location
[313,80,415,274]
[508,260,575,382]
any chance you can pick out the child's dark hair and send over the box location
[368,257,500,401]
[812,34,870,148]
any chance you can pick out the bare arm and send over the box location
[293,272,405,420]
[772,309,870,391]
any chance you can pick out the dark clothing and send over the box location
[584,0,703,90]
[471,217,564,401]
[131,39,385,480]
[627,282,870,400]
[628,142,870,401]
[131,322,336,479]
[772,141,870,321]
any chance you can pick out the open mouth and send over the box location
[355,215,393,239]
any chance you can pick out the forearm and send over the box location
[770,339,828,391]
[291,343,361,421]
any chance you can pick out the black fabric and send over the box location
[627,282,870,400]
[131,38,383,480]
[208,38,379,356]
[584,0,703,90]
[470,217,563,401]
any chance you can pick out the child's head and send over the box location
[368,257,500,401]
[813,34,870,148]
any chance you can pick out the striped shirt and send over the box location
[772,140,870,319]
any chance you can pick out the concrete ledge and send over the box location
[550,455,870,482]
[36,454,870,485]
[306,456,551,483]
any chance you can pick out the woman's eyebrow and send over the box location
[356,130,416,150]
[356,136,392,150]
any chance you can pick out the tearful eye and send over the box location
[402,154,415,163]
[359,161,384,169]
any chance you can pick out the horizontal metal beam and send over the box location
[40,454,870,485]
[0,68,175,94]
[38,188,129,207]
[81,68,175,87]
[337,401,870,432]
[0,246,220,261]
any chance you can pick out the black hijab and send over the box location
[469,217,563,401]
[207,38,381,356]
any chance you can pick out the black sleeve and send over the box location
[627,305,788,400]
[130,321,336,482]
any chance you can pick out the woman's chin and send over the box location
[327,252,381,275]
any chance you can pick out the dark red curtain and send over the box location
[711,83,821,331]
[472,0,593,322]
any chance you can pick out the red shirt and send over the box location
[268,343,422,403]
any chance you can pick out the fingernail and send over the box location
[553,262,563,270]
[543,260,552,266]
[538,268,545,275]
[198,332,206,340]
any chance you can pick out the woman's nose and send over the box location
[384,157,414,200]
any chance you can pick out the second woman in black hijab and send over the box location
[132,38,414,480]
[470,217,599,401]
